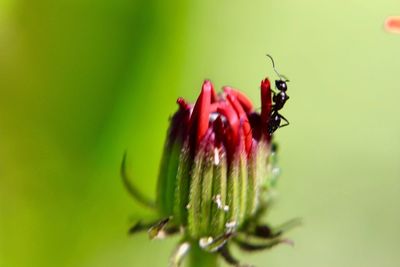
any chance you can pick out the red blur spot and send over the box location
[385,16,400,33]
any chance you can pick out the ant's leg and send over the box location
[121,152,156,209]
[278,114,290,128]
[170,241,191,267]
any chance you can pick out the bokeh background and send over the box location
[1,0,400,266]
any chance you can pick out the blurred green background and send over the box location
[1,0,400,266]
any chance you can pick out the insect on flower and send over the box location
[121,57,299,267]
[266,54,290,135]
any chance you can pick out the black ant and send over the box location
[266,54,290,135]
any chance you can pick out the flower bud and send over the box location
[156,79,277,239]
[125,77,297,266]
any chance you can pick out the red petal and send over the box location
[177,97,190,110]
[260,78,272,133]
[209,103,219,113]
[217,102,240,153]
[210,83,219,103]
[190,80,213,145]
[223,86,254,113]
[226,94,252,155]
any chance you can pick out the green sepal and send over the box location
[156,108,189,217]
[234,236,290,251]
[226,156,239,231]
[254,139,271,207]
[148,217,171,239]
[157,140,183,216]
[200,146,214,236]
[173,139,192,225]
[210,147,228,236]
[187,146,206,238]
[237,150,248,226]
[256,139,270,189]
[246,146,259,218]
[272,218,302,236]
[156,136,173,215]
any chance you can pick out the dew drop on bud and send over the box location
[199,236,214,248]
[213,194,230,212]
[225,220,238,231]
[213,148,220,165]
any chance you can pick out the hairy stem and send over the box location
[188,243,219,267]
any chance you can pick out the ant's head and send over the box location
[275,79,288,92]
[266,54,289,91]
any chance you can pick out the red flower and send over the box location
[156,79,281,237]
[123,77,297,267]
[171,78,274,162]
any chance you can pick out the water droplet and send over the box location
[225,221,237,231]
[213,194,229,212]
[199,236,214,248]
[213,148,220,165]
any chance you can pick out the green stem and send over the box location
[188,243,219,267]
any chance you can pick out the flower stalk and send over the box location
[189,243,219,267]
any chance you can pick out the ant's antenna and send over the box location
[266,54,289,82]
